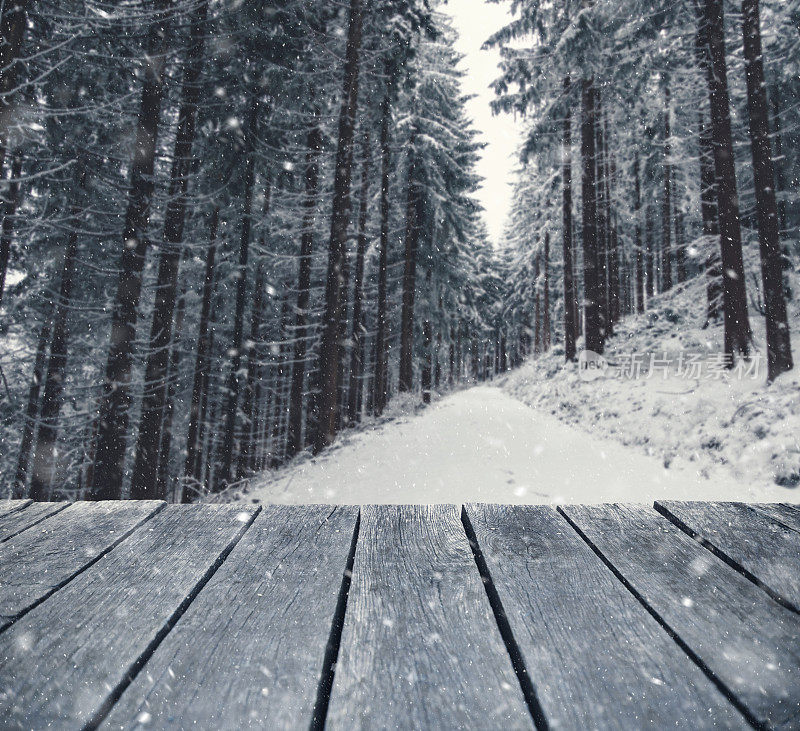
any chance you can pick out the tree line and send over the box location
[492,0,797,381]
[1,0,505,502]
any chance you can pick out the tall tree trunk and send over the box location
[534,253,541,355]
[645,203,654,301]
[399,139,420,392]
[286,119,322,458]
[661,86,673,292]
[421,274,432,404]
[699,0,751,361]
[543,232,551,350]
[28,168,87,500]
[0,0,30,176]
[373,71,392,415]
[155,279,187,501]
[314,0,364,453]
[12,313,51,498]
[0,151,22,310]
[607,139,620,330]
[238,262,266,479]
[581,78,603,353]
[90,4,171,499]
[347,132,371,424]
[595,95,609,336]
[561,78,577,361]
[634,151,644,314]
[771,97,791,302]
[217,94,260,488]
[270,297,290,468]
[182,207,218,499]
[130,0,209,500]
[741,0,793,380]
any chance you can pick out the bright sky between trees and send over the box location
[442,0,521,245]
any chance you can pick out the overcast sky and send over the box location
[442,0,521,245]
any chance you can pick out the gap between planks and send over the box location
[655,501,800,616]
[556,506,764,730]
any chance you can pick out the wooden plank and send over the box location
[0,504,258,729]
[657,501,800,612]
[326,505,532,730]
[751,503,800,534]
[464,504,748,730]
[0,500,31,518]
[0,501,67,543]
[102,505,358,730]
[0,500,163,631]
[562,503,800,728]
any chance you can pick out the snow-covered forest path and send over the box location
[242,386,790,505]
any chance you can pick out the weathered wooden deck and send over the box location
[0,500,798,730]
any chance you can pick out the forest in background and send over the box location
[0,0,506,502]
[1,0,798,504]
[497,0,799,381]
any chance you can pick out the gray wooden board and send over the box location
[0,500,163,630]
[0,502,67,543]
[464,504,747,730]
[562,503,800,728]
[657,501,800,611]
[751,503,800,535]
[325,505,532,730]
[0,501,31,519]
[0,504,258,729]
[102,505,358,730]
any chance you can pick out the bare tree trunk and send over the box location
[645,203,654,301]
[661,87,673,292]
[634,151,644,313]
[238,263,266,479]
[217,94,260,488]
[399,139,420,393]
[373,72,392,415]
[543,233,551,351]
[595,95,609,337]
[90,3,171,499]
[286,119,322,458]
[0,0,30,176]
[421,275,432,404]
[155,279,187,501]
[347,131,371,424]
[771,96,791,301]
[699,0,751,361]
[131,0,209,500]
[29,168,87,500]
[0,151,22,311]
[581,78,603,353]
[562,78,577,361]
[12,313,51,498]
[741,0,793,380]
[315,0,364,453]
[182,208,218,499]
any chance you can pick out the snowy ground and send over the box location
[499,273,800,504]
[229,385,797,506]
[225,270,800,507]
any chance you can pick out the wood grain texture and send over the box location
[465,504,747,730]
[0,500,31,519]
[326,505,532,730]
[0,502,67,543]
[751,504,800,534]
[0,500,163,630]
[102,505,358,730]
[0,504,257,729]
[657,501,800,611]
[562,503,800,728]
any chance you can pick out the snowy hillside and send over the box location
[500,273,800,498]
